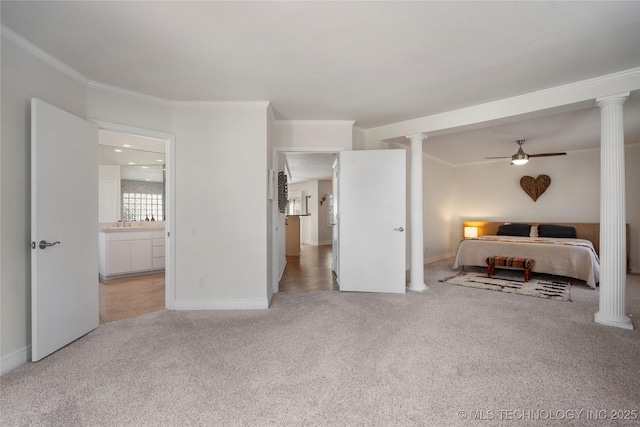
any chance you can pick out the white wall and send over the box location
[317,180,333,245]
[624,144,640,272]
[423,155,455,263]
[172,104,270,308]
[86,87,173,134]
[1,37,87,372]
[287,180,333,246]
[352,126,367,150]
[451,149,600,242]
[273,120,354,150]
[266,108,275,302]
[399,147,456,267]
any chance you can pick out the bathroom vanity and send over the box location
[98,224,165,280]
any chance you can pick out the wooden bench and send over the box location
[486,256,535,282]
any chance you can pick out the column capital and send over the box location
[596,92,630,108]
[405,133,427,143]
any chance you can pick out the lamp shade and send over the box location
[464,226,478,238]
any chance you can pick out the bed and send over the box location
[452,222,630,289]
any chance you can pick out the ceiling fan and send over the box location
[486,139,566,165]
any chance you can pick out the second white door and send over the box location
[338,150,406,293]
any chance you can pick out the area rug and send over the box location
[440,271,571,301]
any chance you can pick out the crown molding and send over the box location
[87,80,173,106]
[89,81,271,109]
[170,100,271,108]
[273,120,356,126]
[1,24,88,85]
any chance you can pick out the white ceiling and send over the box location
[2,1,639,174]
[283,152,336,184]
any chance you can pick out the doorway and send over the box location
[95,122,175,321]
[274,150,339,293]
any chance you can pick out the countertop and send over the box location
[99,223,165,233]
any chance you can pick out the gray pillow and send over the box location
[538,224,576,238]
[497,224,531,237]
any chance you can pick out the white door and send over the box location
[31,98,99,361]
[338,150,406,293]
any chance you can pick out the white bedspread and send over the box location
[452,236,600,288]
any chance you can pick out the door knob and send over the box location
[39,240,61,249]
[394,227,404,232]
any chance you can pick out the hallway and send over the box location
[279,244,338,292]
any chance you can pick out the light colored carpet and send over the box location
[441,271,571,301]
[1,259,639,426]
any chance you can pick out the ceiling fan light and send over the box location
[511,152,529,165]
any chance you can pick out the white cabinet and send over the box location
[106,240,131,275]
[152,230,165,270]
[131,239,152,271]
[99,229,164,280]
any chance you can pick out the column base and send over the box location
[594,311,634,330]
[407,282,428,292]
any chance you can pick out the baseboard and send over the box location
[630,265,640,275]
[306,240,332,246]
[405,252,455,270]
[279,259,287,281]
[174,298,269,310]
[1,345,31,376]
[100,268,165,281]
[425,252,455,265]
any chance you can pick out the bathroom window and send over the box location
[122,193,163,221]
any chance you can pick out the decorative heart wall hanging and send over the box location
[520,174,551,202]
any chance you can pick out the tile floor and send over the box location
[99,273,165,323]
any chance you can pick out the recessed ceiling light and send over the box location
[145,179,150,181]
[128,162,136,165]
[156,159,163,162]
[114,149,122,152]
[123,144,131,147]
[141,166,148,169]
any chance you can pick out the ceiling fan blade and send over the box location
[485,156,511,159]
[528,152,567,158]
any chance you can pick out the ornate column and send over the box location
[406,134,427,291]
[594,92,633,330]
